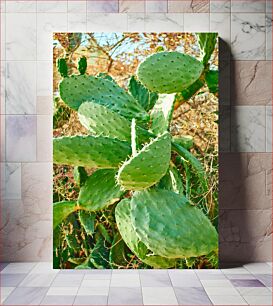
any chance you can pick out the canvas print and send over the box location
[53,32,219,269]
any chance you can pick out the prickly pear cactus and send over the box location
[137,51,203,93]
[78,56,87,75]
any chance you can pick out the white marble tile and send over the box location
[37,13,67,61]
[142,287,178,305]
[1,63,6,114]
[68,0,87,13]
[6,13,36,60]
[19,273,56,287]
[21,162,52,215]
[201,279,234,287]
[184,13,209,32]
[37,115,52,162]
[110,274,140,287]
[210,13,231,44]
[82,279,110,287]
[231,13,266,60]
[37,1,67,13]
[144,13,184,32]
[29,262,59,274]
[77,286,109,296]
[208,295,247,305]
[1,287,15,304]
[87,13,127,31]
[87,0,118,13]
[0,115,5,161]
[266,106,272,152]
[1,262,36,274]
[4,163,21,199]
[146,0,167,12]
[210,0,231,12]
[1,13,6,60]
[231,0,266,13]
[127,13,145,32]
[243,262,272,274]
[6,61,36,115]
[46,287,79,296]
[221,267,252,274]
[266,0,272,12]
[231,106,266,152]
[0,0,6,13]
[6,115,36,162]
[266,13,272,60]
[37,61,51,97]
[204,286,240,296]
[119,0,144,12]
[68,13,87,32]
[37,96,52,115]
[243,295,272,305]
[237,287,272,296]
[6,1,36,12]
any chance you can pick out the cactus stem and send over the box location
[131,118,137,157]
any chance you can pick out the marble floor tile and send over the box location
[0,263,9,271]
[108,287,143,305]
[1,263,36,274]
[230,279,265,287]
[243,294,272,305]
[0,287,15,303]
[110,274,140,287]
[210,0,231,13]
[6,115,36,162]
[87,13,127,31]
[6,61,36,115]
[201,280,233,287]
[5,13,36,60]
[68,1,87,13]
[225,274,256,280]
[139,270,171,287]
[144,13,184,32]
[37,1,67,13]
[204,286,240,296]
[119,0,145,13]
[40,295,75,305]
[46,286,79,296]
[208,294,247,305]
[81,279,110,287]
[266,13,272,60]
[231,0,266,13]
[244,262,272,274]
[146,0,167,13]
[51,274,84,287]
[174,287,212,305]
[87,0,118,13]
[231,106,266,152]
[3,287,48,305]
[169,272,202,287]
[19,273,56,287]
[29,262,59,274]
[83,272,111,280]
[77,286,109,296]
[74,295,108,305]
[237,286,272,295]
[0,274,27,287]
[142,287,178,305]
[184,13,209,32]
[254,274,273,287]
[231,13,266,60]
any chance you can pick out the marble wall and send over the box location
[0,0,272,264]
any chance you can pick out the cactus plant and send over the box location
[54,34,218,269]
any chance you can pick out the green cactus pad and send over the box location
[157,165,184,195]
[57,58,68,77]
[197,33,217,66]
[117,132,171,190]
[205,69,218,94]
[78,210,96,235]
[172,135,193,150]
[181,78,205,101]
[137,52,203,94]
[128,76,158,111]
[53,135,131,168]
[131,189,218,258]
[53,201,77,230]
[78,102,152,143]
[59,74,149,122]
[73,166,88,187]
[78,56,87,75]
[78,169,123,211]
[115,199,177,268]
[150,94,175,134]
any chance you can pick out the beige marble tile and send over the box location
[37,115,52,162]
[219,153,272,210]
[210,0,231,13]
[168,0,209,13]
[37,96,53,115]
[231,61,272,105]
[119,0,144,13]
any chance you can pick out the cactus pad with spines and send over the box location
[116,132,171,190]
[157,165,184,195]
[137,52,203,93]
[197,33,217,66]
[53,135,131,168]
[53,201,77,230]
[78,169,124,211]
[78,102,152,143]
[59,75,149,122]
[150,94,175,134]
[115,198,177,268]
[131,189,218,258]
